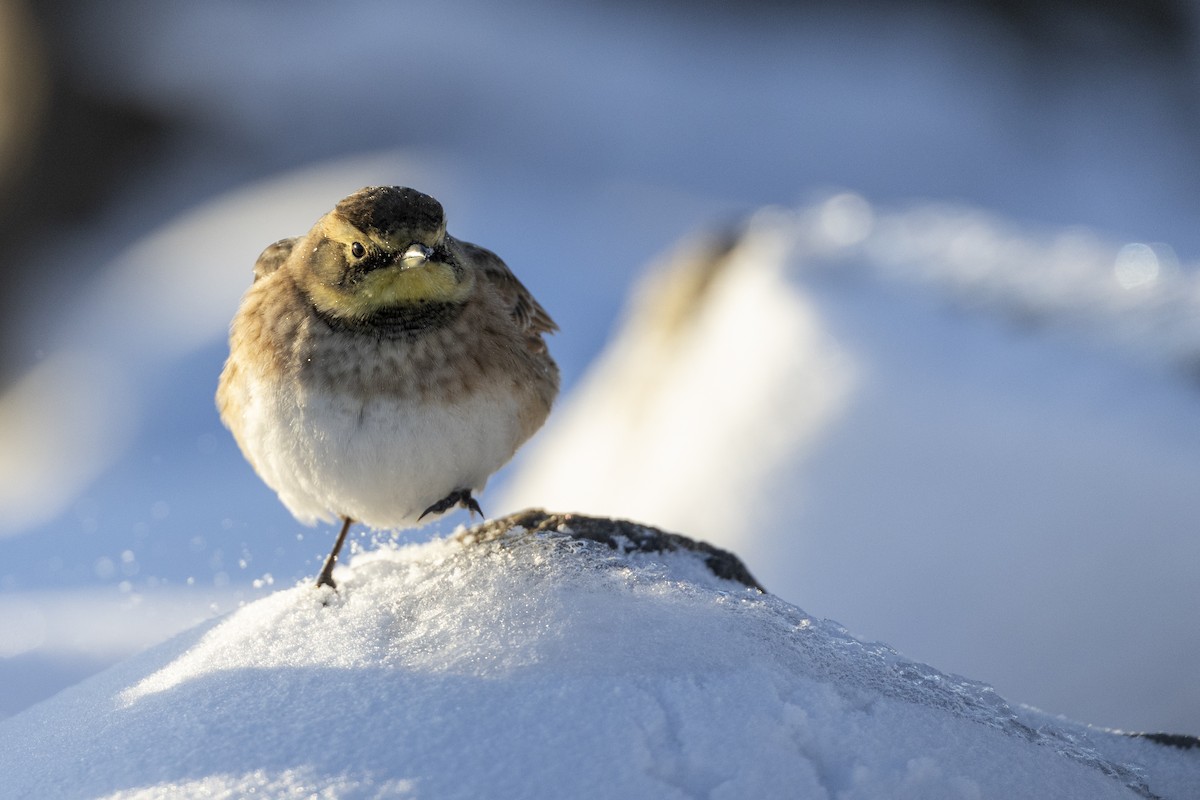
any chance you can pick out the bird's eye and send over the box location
[351,242,366,259]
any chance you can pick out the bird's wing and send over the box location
[253,237,298,282]
[461,240,558,337]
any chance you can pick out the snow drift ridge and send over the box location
[0,510,1195,799]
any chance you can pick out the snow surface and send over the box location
[2,520,1195,799]
[0,588,245,717]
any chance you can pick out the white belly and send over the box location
[241,381,526,529]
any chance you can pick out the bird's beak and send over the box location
[399,243,434,270]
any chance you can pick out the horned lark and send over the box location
[217,186,559,588]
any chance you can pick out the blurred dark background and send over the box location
[3,0,1200,385]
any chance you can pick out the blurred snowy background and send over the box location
[1,0,1198,736]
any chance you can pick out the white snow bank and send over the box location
[499,197,1200,736]
[1,514,1194,799]
[0,587,250,718]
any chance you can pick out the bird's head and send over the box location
[297,186,476,321]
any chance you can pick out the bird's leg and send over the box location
[316,516,354,590]
[419,489,484,521]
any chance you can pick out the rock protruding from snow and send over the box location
[0,512,1196,799]
[462,509,766,591]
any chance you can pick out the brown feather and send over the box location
[253,238,298,282]
[457,239,558,338]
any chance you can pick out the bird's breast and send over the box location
[244,376,536,528]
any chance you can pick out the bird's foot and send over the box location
[315,517,354,591]
[419,488,484,521]
[315,565,338,591]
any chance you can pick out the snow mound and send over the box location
[498,201,1200,736]
[1,511,1195,799]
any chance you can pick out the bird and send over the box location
[216,186,559,589]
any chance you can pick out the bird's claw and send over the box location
[419,489,484,521]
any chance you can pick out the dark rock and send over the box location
[459,509,766,592]
[1130,732,1200,751]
